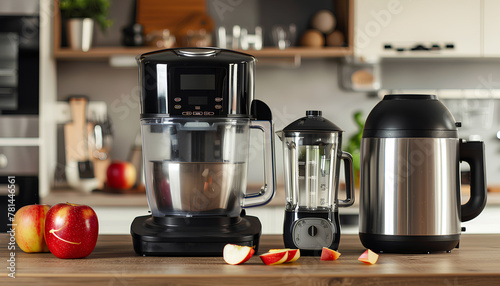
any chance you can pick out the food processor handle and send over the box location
[460,140,487,222]
[242,100,276,208]
[338,151,355,207]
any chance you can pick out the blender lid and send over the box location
[363,94,459,138]
[281,110,343,135]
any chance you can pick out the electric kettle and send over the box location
[359,94,487,253]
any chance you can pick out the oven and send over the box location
[0,0,40,232]
[0,147,39,232]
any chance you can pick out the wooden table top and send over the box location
[2,234,500,285]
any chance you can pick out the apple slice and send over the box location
[223,244,255,265]
[358,249,379,265]
[259,250,288,265]
[269,248,300,263]
[321,247,341,261]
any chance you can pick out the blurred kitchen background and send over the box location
[2,0,500,234]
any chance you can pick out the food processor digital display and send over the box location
[169,67,226,116]
[180,74,215,90]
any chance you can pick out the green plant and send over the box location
[60,0,112,32]
[345,111,364,186]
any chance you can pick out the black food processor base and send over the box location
[131,215,261,256]
[359,233,460,253]
[283,211,341,256]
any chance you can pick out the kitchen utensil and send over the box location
[131,48,276,256]
[340,57,381,92]
[272,24,297,50]
[276,110,354,255]
[359,94,487,253]
[64,97,94,179]
[128,132,143,186]
[122,23,144,47]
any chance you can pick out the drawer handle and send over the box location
[0,154,8,169]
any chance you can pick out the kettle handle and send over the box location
[339,151,355,207]
[460,140,487,222]
[242,100,277,208]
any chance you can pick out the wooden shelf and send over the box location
[52,0,353,62]
[53,46,353,61]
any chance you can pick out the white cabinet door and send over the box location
[354,0,481,58]
[483,0,500,56]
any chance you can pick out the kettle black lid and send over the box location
[363,94,459,138]
[282,110,343,135]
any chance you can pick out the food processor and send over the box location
[277,111,355,255]
[131,48,276,256]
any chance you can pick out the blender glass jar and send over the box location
[141,117,251,217]
[282,132,342,212]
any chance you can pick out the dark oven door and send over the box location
[0,146,39,232]
[0,15,39,115]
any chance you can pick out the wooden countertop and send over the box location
[2,234,500,284]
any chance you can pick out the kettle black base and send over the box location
[359,233,460,254]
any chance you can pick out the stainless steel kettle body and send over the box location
[359,94,487,253]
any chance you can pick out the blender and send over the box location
[277,111,354,255]
[131,48,276,256]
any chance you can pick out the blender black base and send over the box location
[131,214,261,256]
[359,233,460,253]
[283,210,341,256]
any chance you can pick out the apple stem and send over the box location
[49,228,82,245]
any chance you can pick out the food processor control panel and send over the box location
[168,67,227,116]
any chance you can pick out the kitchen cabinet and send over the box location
[52,0,354,62]
[483,0,500,57]
[2,234,500,284]
[355,0,500,59]
[354,0,482,59]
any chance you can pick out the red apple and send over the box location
[259,250,288,265]
[106,161,136,189]
[358,249,379,265]
[13,204,51,253]
[269,248,300,263]
[321,247,341,261]
[44,203,99,259]
[223,244,255,265]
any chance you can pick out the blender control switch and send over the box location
[308,225,318,237]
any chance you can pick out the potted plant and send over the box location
[60,0,112,52]
[345,111,365,188]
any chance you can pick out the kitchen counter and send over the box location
[43,185,287,207]
[43,187,500,208]
[2,234,500,285]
